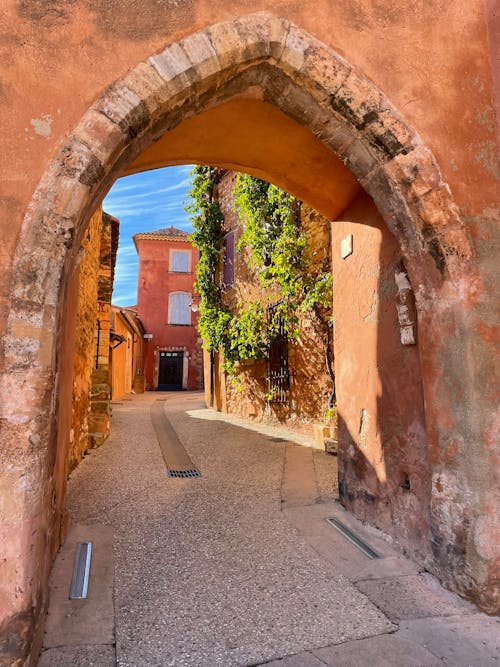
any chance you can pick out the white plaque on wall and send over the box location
[341,234,353,259]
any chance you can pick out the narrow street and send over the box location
[40,393,499,667]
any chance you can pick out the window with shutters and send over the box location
[168,292,191,325]
[222,230,235,289]
[169,249,190,273]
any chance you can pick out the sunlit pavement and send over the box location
[40,392,500,666]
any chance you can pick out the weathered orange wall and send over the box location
[331,191,431,561]
[213,171,335,430]
[69,208,102,471]
[0,0,496,254]
[135,236,202,390]
[110,312,133,400]
[0,3,498,663]
[110,307,145,399]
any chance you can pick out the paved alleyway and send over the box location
[40,393,499,666]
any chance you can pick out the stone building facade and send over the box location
[0,6,499,662]
[207,171,335,439]
[134,226,203,391]
[69,209,119,472]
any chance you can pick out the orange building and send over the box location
[110,306,146,400]
[134,226,203,391]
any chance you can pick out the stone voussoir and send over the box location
[74,109,129,170]
[279,34,353,117]
[385,146,443,199]
[233,13,290,63]
[361,107,416,161]
[270,79,332,134]
[1,335,40,370]
[94,83,151,142]
[415,186,463,232]
[205,16,272,73]
[57,139,105,190]
[118,62,170,129]
[12,254,58,306]
[340,136,380,180]
[330,68,384,132]
[179,30,221,84]
[148,41,196,97]
[51,176,88,222]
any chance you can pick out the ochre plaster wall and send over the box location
[212,171,335,430]
[331,191,431,562]
[0,4,498,663]
[110,308,146,400]
[135,236,202,391]
[110,314,133,400]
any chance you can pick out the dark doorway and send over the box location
[158,351,184,390]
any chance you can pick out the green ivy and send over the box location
[186,167,334,384]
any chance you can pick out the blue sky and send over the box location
[103,165,195,306]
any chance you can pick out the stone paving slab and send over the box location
[312,633,442,666]
[42,523,114,649]
[262,651,326,667]
[38,644,116,667]
[281,443,319,508]
[283,502,421,582]
[398,615,500,666]
[356,573,476,622]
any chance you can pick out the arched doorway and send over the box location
[1,12,493,664]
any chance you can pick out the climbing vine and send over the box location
[185,165,229,356]
[186,166,334,390]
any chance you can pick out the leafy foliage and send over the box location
[186,167,333,379]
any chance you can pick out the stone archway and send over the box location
[2,10,493,665]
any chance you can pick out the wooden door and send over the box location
[158,351,183,390]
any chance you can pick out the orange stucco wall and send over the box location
[331,191,430,561]
[110,313,133,399]
[135,236,202,391]
[0,3,499,663]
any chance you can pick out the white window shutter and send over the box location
[169,292,190,324]
[171,251,189,272]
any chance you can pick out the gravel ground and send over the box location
[68,391,393,667]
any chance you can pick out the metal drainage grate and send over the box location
[326,518,380,559]
[167,468,201,478]
[69,541,93,599]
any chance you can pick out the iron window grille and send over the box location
[266,303,289,404]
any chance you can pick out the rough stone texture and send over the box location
[85,214,120,449]
[69,208,101,472]
[211,171,335,432]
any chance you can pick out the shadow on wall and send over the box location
[332,191,432,566]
